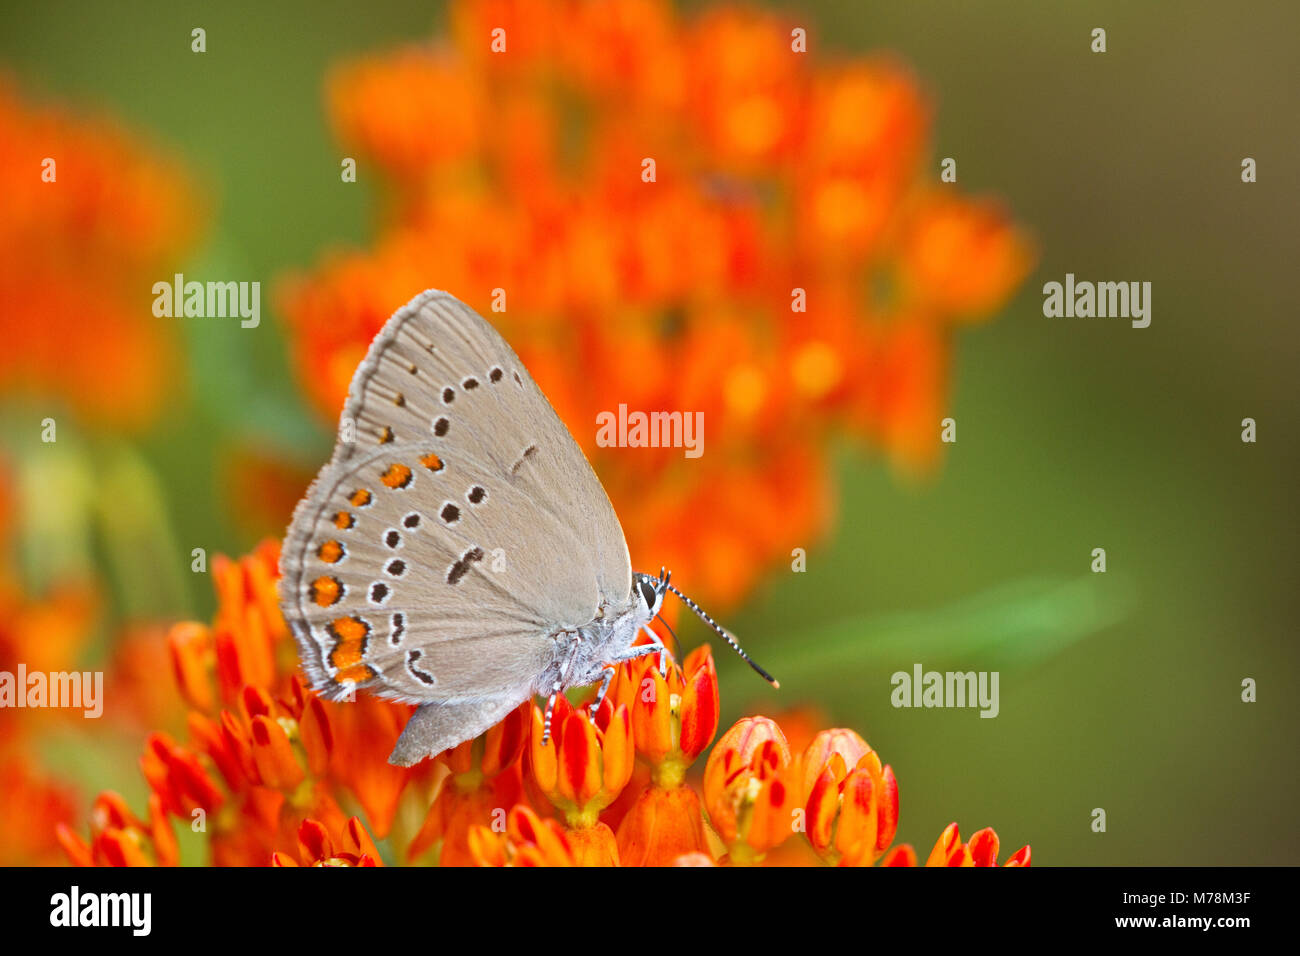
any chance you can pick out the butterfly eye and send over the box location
[637,579,659,612]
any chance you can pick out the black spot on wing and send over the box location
[447,547,485,586]
[510,444,538,476]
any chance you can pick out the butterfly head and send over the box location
[631,567,781,690]
[633,567,671,619]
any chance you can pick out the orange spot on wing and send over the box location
[333,663,375,685]
[334,511,355,529]
[317,540,344,563]
[420,453,443,471]
[381,463,412,488]
[349,489,372,507]
[310,576,343,607]
[327,616,372,682]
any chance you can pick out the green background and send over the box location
[2,0,1296,865]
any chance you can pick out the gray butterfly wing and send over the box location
[279,289,633,708]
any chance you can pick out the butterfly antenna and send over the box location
[665,584,780,689]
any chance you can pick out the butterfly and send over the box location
[279,289,776,766]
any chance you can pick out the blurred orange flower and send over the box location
[0,76,201,429]
[57,791,178,868]
[279,0,1034,611]
[1,758,81,866]
[0,456,100,865]
[0,78,201,846]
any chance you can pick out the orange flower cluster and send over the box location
[0,757,83,866]
[272,818,384,867]
[0,457,102,865]
[279,0,1033,608]
[60,542,435,867]
[0,78,200,861]
[58,791,178,868]
[0,76,200,429]
[56,541,1030,867]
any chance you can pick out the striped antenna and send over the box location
[665,583,780,689]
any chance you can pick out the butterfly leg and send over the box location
[542,684,560,747]
[543,631,589,746]
[643,625,669,676]
[613,630,669,676]
[589,663,618,716]
[612,640,661,663]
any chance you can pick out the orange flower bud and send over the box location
[620,645,719,785]
[298,695,334,777]
[466,825,506,867]
[800,727,871,799]
[833,769,882,864]
[924,823,1030,867]
[880,844,918,867]
[625,658,673,762]
[55,825,93,867]
[249,714,305,791]
[801,732,900,866]
[344,815,384,865]
[409,758,524,866]
[210,550,282,701]
[90,791,139,833]
[218,711,257,785]
[898,193,1035,320]
[598,761,652,833]
[291,816,380,866]
[565,822,620,867]
[927,821,967,866]
[323,695,415,838]
[703,716,798,863]
[94,828,152,867]
[616,782,709,866]
[140,732,225,816]
[469,805,578,867]
[297,818,332,862]
[64,790,180,867]
[678,646,720,763]
[530,695,634,827]
[967,826,999,867]
[147,793,179,867]
[1005,845,1032,867]
[330,49,487,179]
[443,701,529,780]
[167,622,214,713]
